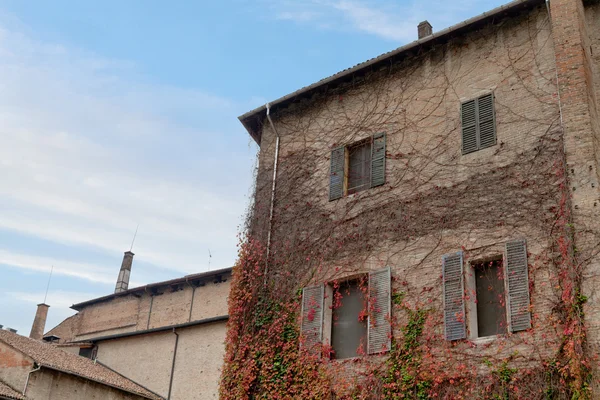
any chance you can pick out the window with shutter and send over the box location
[367,267,391,354]
[461,93,496,154]
[472,258,507,337]
[331,280,367,359]
[328,133,386,200]
[301,285,325,356]
[505,240,531,332]
[443,252,466,341]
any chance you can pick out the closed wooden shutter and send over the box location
[461,99,478,154]
[301,285,325,355]
[443,252,466,341]
[329,147,345,201]
[477,93,496,149]
[367,267,391,354]
[505,240,531,332]
[461,94,496,154]
[370,133,386,188]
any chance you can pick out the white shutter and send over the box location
[367,267,391,354]
[301,285,325,356]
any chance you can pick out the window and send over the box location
[329,133,386,201]
[461,93,496,154]
[443,240,531,341]
[300,267,391,357]
[331,280,367,359]
[347,140,372,195]
[473,258,507,337]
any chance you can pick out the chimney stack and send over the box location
[418,20,433,39]
[115,251,134,293]
[29,303,49,340]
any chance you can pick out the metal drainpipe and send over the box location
[264,103,281,286]
[23,365,41,395]
[167,328,179,400]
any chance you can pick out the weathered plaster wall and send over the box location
[95,331,174,397]
[27,368,148,400]
[170,322,226,400]
[95,322,227,400]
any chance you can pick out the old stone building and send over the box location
[0,329,162,400]
[223,0,600,398]
[44,252,231,400]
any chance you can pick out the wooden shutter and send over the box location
[370,133,386,188]
[443,252,466,341]
[505,240,531,332]
[368,267,391,354]
[301,285,325,355]
[461,99,478,154]
[329,147,345,201]
[477,93,496,149]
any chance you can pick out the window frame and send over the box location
[465,255,509,339]
[327,278,369,360]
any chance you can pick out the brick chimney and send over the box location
[418,21,433,39]
[115,251,134,293]
[29,303,49,340]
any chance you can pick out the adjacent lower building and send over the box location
[0,329,162,400]
[45,253,231,400]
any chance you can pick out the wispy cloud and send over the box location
[267,0,489,42]
[0,16,256,280]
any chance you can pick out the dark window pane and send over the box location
[347,140,371,194]
[79,347,94,359]
[475,258,507,337]
[331,281,367,359]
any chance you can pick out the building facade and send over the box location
[0,329,162,400]
[224,0,600,398]
[47,264,231,400]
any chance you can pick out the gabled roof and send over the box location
[0,380,25,400]
[0,330,163,400]
[238,0,544,145]
[71,267,232,311]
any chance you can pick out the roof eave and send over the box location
[70,267,232,311]
[237,0,545,144]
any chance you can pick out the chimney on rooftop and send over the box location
[115,251,134,293]
[29,303,49,340]
[418,20,433,39]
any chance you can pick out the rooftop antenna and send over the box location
[43,266,54,304]
[208,249,212,269]
[130,224,139,252]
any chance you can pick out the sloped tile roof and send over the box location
[0,380,25,400]
[0,330,163,400]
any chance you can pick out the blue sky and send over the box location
[0,0,505,335]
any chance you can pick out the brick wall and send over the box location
[72,279,230,341]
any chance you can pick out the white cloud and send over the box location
[0,15,256,283]
[267,0,492,42]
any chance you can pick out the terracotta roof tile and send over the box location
[0,330,163,400]
[0,380,25,400]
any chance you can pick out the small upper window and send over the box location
[329,133,386,201]
[461,93,496,154]
[347,140,372,195]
